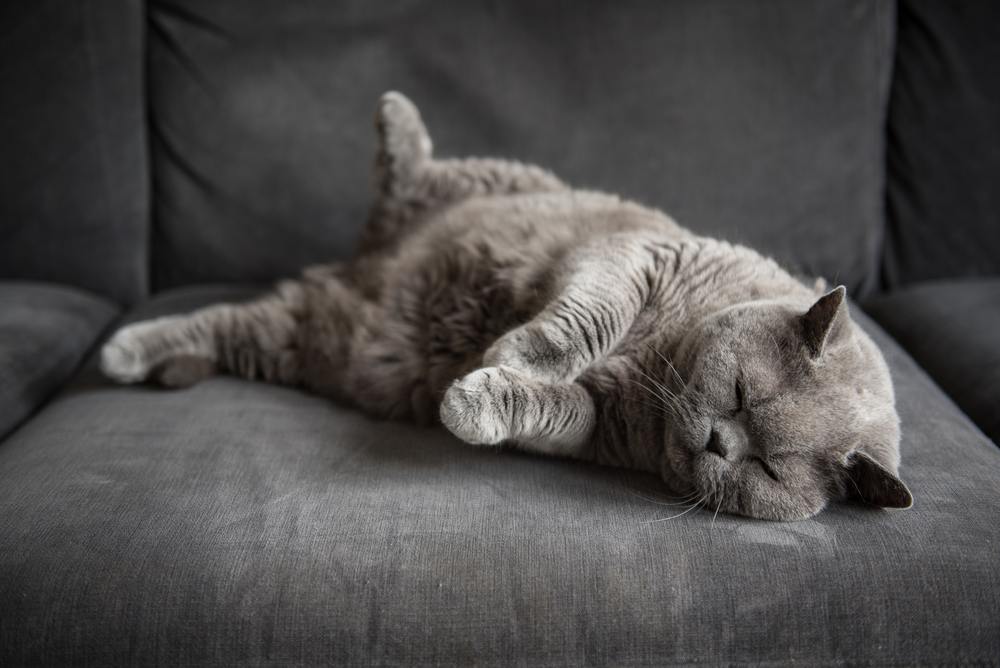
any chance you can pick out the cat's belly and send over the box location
[331,189,684,423]
[341,243,536,423]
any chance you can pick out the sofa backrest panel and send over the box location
[0,1,149,305]
[148,0,894,297]
[884,0,1000,287]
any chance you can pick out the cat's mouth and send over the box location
[662,428,738,510]
[660,432,696,495]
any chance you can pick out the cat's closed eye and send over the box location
[733,379,745,415]
[753,456,780,482]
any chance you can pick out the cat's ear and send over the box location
[841,450,913,509]
[799,285,849,358]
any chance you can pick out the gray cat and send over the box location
[101,92,912,521]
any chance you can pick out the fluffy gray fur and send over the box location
[102,92,912,521]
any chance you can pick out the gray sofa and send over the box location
[2,1,998,665]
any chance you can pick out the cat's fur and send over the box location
[102,92,912,521]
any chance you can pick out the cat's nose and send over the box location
[706,428,728,458]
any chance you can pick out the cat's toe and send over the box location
[100,327,150,383]
[440,368,512,446]
[378,91,420,130]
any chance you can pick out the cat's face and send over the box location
[660,287,912,520]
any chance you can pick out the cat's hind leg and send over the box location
[100,315,217,387]
[375,91,567,204]
[101,282,305,389]
[374,91,434,200]
[440,365,596,458]
[362,92,568,252]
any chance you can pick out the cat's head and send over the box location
[661,286,912,520]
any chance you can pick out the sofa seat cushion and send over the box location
[1,285,998,665]
[865,278,1000,444]
[0,281,117,439]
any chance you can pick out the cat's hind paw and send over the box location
[375,91,432,182]
[100,325,152,384]
[100,317,184,384]
[440,367,517,446]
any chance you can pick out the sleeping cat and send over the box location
[101,92,912,521]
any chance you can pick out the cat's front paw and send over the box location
[440,367,517,446]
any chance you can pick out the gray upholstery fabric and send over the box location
[884,1,1000,286]
[1,286,997,665]
[865,278,1000,445]
[0,1,148,305]
[149,0,893,298]
[0,282,117,440]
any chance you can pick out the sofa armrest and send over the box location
[0,282,117,439]
[864,278,1000,444]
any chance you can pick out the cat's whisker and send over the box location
[628,378,680,418]
[633,388,674,409]
[663,395,694,424]
[643,496,707,523]
[627,489,700,507]
[633,395,679,420]
[634,363,681,404]
[644,342,686,390]
[635,487,700,502]
[631,367,684,415]
[637,356,685,413]
[648,407,677,423]
[767,332,783,360]
[713,468,746,526]
[639,395,680,424]
[682,396,701,419]
[711,495,724,527]
[631,367,666,396]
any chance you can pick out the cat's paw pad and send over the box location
[100,326,151,384]
[440,367,516,446]
[376,91,432,168]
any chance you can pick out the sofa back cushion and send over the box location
[0,1,148,305]
[884,0,1000,287]
[148,0,894,297]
